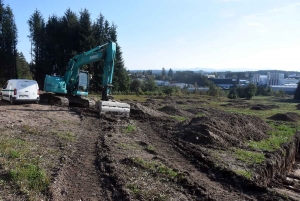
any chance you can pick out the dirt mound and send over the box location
[158,105,192,116]
[251,104,280,110]
[130,103,167,120]
[178,108,271,148]
[269,112,300,122]
[221,100,251,108]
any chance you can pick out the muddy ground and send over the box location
[0,97,299,201]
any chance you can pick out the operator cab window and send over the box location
[78,72,88,91]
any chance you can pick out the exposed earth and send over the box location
[0,97,300,201]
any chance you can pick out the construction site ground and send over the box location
[0,95,300,201]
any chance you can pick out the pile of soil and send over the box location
[221,100,251,108]
[178,108,271,148]
[251,104,280,110]
[130,103,167,121]
[269,112,300,122]
[158,105,192,116]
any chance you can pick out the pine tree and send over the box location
[28,9,45,86]
[0,2,18,83]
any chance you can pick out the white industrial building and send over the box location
[252,73,284,86]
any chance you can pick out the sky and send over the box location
[5,0,300,71]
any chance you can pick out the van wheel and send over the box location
[10,97,15,105]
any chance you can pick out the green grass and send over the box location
[9,164,49,193]
[234,169,252,179]
[51,131,75,141]
[248,123,298,151]
[127,183,169,201]
[234,149,265,164]
[144,145,157,154]
[21,125,40,135]
[0,136,50,198]
[130,157,179,178]
[124,124,136,133]
[171,116,187,122]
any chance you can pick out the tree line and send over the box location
[0,0,130,93]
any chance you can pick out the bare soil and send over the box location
[0,97,299,200]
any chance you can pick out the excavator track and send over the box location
[40,92,95,108]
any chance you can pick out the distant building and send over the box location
[169,83,189,88]
[155,80,170,86]
[252,73,284,86]
[208,78,239,89]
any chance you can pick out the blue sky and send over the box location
[5,0,300,71]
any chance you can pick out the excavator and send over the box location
[42,41,130,116]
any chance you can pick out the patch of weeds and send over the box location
[21,125,40,135]
[248,123,297,151]
[0,137,50,198]
[51,131,75,142]
[196,113,205,117]
[144,145,157,154]
[234,149,265,164]
[9,163,49,193]
[124,124,136,133]
[130,157,180,179]
[234,169,252,180]
[171,116,187,122]
[128,183,169,201]
[128,183,143,196]
[9,150,21,159]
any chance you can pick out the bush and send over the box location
[228,88,238,99]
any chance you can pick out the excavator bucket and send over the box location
[95,100,130,117]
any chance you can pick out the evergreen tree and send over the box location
[28,9,45,86]
[0,1,18,84]
[162,67,166,79]
[294,82,300,100]
[168,68,173,79]
[16,52,31,79]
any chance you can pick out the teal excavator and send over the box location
[43,41,130,116]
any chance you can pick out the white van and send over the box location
[1,79,40,104]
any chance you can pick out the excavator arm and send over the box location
[64,41,116,100]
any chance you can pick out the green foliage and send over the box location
[244,83,257,99]
[142,76,157,92]
[207,84,221,97]
[273,90,286,98]
[27,8,130,92]
[171,116,187,122]
[0,2,18,82]
[228,88,238,99]
[256,86,272,96]
[234,169,252,179]
[130,79,142,92]
[0,137,50,196]
[248,123,296,151]
[130,157,180,178]
[234,149,265,164]
[161,86,174,96]
[294,82,300,99]
[125,124,136,133]
[9,164,49,192]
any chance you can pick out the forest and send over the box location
[0,0,130,93]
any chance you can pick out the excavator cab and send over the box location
[78,71,89,92]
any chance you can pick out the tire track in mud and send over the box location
[136,121,255,201]
[49,117,108,200]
